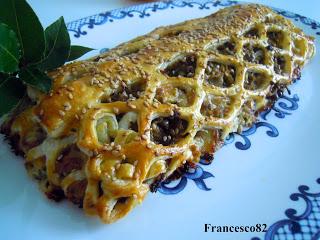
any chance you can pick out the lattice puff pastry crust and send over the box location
[1,4,315,223]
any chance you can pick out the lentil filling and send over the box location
[155,85,194,107]
[274,55,287,75]
[201,94,232,118]
[244,70,267,90]
[244,27,260,38]
[267,30,284,49]
[66,179,88,207]
[243,44,265,64]
[217,41,236,55]
[109,81,146,102]
[205,61,236,88]
[163,55,197,78]
[151,113,188,146]
[55,145,87,178]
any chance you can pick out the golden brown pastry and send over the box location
[1,4,315,223]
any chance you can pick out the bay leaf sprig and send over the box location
[0,0,94,116]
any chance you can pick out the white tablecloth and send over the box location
[28,0,320,28]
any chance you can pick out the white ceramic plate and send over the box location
[1,1,319,240]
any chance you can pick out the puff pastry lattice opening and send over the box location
[1,4,315,223]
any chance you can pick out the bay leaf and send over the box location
[20,67,52,93]
[0,23,20,73]
[0,0,45,64]
[38,17,70,71]
[0,76,26,116]
[68,45,94,62]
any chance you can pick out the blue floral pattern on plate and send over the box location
[67,1,320,239]
[252,178,320,240]
[67,0,239,38]
[66,0,320,38]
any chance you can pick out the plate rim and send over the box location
[66,0,320,39]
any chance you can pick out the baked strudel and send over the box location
[1,4,315,223]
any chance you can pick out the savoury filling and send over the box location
[244,71,267,90]
[243,44,265,64]
[267,30,284,49]
[201,94,233,118]
[108,81,146,102]
[274,55,287,75]
[217,41,236,55]
[151,113,188,146]
[66,179,88,207]
[163,55,197,78]
[205,61,236,88]
[55,145,87,177]
[155,85,195,107]
[244,28,260,38]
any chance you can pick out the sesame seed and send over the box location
[141,134,148,140]
[112,150,120,156]
[64,102,72,111]
[106,145,113,151]
[122,154,126,160]
[128,102,137,109]
[132,194,138,199]
[135,136,141,141]
[115,145,121,151]
[81,108,87,114]
[68,93,73,99]
[113,107,119,114]
[146,143,152,149]
[59,110,65,116]
[102,145,108,151]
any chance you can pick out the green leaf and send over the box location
[0,73,9,84]
[20,68,52,93]
[0,0,45,64]
[0,76,26,116]
[68,45,94,61]
[0,23,20,73]
[37,17,70,71]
